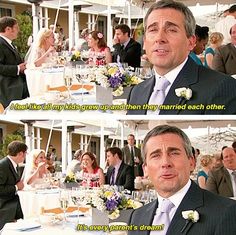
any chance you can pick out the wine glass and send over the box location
[75,65,89,102]
[63,65,74,100]
[94,51,105,66]
[59,189,70,227]
[80,50,90,64]
[135,67,153,80]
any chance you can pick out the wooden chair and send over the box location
[0,103,4,114]
[41,206,78,214]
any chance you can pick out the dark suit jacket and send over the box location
[112,38,141,68]
[212,43,236,75]
[122,145,143,177]
[128,181,236,235]
[0,36,29,108]
[105,161,134,191]
[0,157,23,229]
[127,56,236,115]
[206,166,233,197]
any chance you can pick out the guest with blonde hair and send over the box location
[25,149,50,186]
[26,28,57,67]
[204,32,224,68]
[197,154,214,189]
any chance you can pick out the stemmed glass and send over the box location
[75,65,89,102]
[59,189,70,227]
[134,67,153,80]
[80,50,90,64]
[63,65,74,100]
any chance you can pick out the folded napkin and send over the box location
[35,188,60,194]
[5,219,41,231]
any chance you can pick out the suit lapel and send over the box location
[160,57,199,114]
[167,181,203,235]
[6,157,19,182]
[229,44,236,63]
[222,167,234,194]
[116,162,124,183]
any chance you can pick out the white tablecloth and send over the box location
[18,189,62,218]
[25,67,65,96]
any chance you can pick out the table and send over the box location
[18,189,62,218]
[25,67,65,96]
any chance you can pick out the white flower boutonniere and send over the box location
[182,210,199,223]
[175,87,192,100]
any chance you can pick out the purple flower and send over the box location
[109,75,122,88]
[106,199,119,211]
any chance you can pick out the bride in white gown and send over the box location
[26,28,57,68]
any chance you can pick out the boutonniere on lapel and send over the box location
[181,210,199,234]
[175,87,192,100]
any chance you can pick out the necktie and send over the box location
[148,77,170,115]
[150,199,174,235]
[110,168,115,185]
[232,171,236,185]
[130,147,135,166]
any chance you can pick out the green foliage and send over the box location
[0,134,23,159]
[14,14,32,58]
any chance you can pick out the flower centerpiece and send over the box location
[91,187,142,219]
[63,172,78,188]
[92,64,142,95]
[71,50,81,61]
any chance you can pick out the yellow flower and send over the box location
[104,191,114,199]
[108,67,118,76]
[74,51,80,58]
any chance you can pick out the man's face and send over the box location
[144,8,195,75]
[7,23,19,40]
[230,24,236,45]
[222,147,236,170]
[127,135,135,146]
[143,133,195,198]
[114,29,128,44]
[15,150,27,164]
[106,151,116,166]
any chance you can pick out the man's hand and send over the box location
[16,180,24,190]
[112,36,120,45]
[19,62,27,73]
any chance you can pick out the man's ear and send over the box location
[143,163,148,177]
[188,35,196,51]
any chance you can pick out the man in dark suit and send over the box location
[112,24,141,68]
[0,141,28,230]
[0,16,29,109]
[105,147,134,191]
[212,24,236,75]
[206,147,236,197]
[127,1,236,115]
[122,134,143,177]
[128,125,236,235]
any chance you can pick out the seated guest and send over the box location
[26,28,57,68]
[66,149,83,174]
[25,149,50,186]
[212,152,223,170]
[80,152,105,187]
[105,147,134,191]
[197,155,214,189]
[212,24,236,75]
[0,141,27,230]
[204,32,224,68]
[112,24,141,68]
[128,124,236,235]
[87,30,112,66]
[206,147,236,197]
[189,25,209,65]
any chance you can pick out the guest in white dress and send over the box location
[26,28,57,68]
[25,149,50,187]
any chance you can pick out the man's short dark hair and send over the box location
[0,16,17,32]
[106,147,122,160]
[142,125,192,163]
[114,24,131,37]
[229,5,236,13]
[7,141,27,156]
